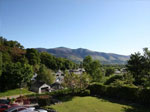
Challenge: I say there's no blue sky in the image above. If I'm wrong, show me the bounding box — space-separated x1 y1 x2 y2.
0 0 150 55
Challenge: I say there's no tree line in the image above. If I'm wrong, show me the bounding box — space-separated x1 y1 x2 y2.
0 36 149 92
0 37 77 91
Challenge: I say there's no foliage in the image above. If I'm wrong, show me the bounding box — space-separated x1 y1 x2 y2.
48 88 90 98
37 64 55 85
83 56 103 82
88 83 150 106
0 37 24 49
40 52 57 70
0 37 26 63
0 62 33 90
26 48 40 65
83 56 93 73
40 52 76 71
126 48 150 86
105 67 115 76
104 75 123 85
0 37 78 91
104 73 135 87
64 72 91 89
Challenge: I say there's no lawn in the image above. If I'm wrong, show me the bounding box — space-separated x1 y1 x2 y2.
48 96 150 112
0 88 33 98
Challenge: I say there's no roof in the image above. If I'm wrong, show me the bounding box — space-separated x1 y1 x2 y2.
51 82 61 87
32 81 49 88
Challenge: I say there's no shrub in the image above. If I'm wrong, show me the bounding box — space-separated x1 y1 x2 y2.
138 88 150 106
104 75 123 85
88 83 107 96
105 67 115 76
80 89 90 96
88 83 150 106
48 89 72 97
48 88 90 97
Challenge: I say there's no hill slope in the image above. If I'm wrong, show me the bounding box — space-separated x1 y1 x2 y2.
36 47 130 64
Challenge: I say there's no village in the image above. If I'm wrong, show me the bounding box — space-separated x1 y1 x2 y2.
1 0 150 112
30 68 86 94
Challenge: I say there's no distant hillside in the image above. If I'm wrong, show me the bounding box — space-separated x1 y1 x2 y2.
36 47 130 64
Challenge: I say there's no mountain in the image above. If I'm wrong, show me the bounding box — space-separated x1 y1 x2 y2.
36 47 130 64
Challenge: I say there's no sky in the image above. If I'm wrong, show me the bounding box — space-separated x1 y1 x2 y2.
0 0 150 55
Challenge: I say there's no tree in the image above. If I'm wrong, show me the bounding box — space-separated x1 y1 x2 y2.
0 62 33 90
90 60 103 82
26 48 40 65
40 52 76 71
83 56 92 73
63 59 74 70
0 37 24 49
126 52 144 81
64 72 91 89
126 48 150 86
40 52 57 70
37 65 55 85
105 67 115 76
83 56 103 82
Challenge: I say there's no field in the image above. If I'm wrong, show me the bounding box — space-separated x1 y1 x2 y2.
0 88 33 98
48 96 150 112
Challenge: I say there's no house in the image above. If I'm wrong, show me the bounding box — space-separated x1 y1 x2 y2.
114 69 121 74
55 70 64 83
51 82 63 91
69 68 85 75
30 81 51 94
120 68 127 73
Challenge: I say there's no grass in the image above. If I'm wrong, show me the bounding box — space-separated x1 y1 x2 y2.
47 96 150 112
0 88 33 98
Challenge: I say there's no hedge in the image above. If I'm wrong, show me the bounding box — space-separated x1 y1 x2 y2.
47 88 90 97
88 83 150 106
24 84 150 106
23 88 90 106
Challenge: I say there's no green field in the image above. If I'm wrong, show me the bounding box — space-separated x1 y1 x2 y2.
48 96 150 112
0 88 33 98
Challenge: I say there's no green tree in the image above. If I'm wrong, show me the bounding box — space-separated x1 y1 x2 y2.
37 65 55 85
64 59 74 70
0 62 33 90
126 48 150 86
40 52 57 70
26 48 40 65
105 67 115 76
64 72 91 89
126 53 144 80
40 52 76 71
83 56 103 82
83 56 92 73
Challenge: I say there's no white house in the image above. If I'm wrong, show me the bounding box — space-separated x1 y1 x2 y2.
30 81 51 94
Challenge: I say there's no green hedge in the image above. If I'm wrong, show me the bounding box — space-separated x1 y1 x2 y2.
25 89 90 102
47 88 90 97
88 83 150 106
